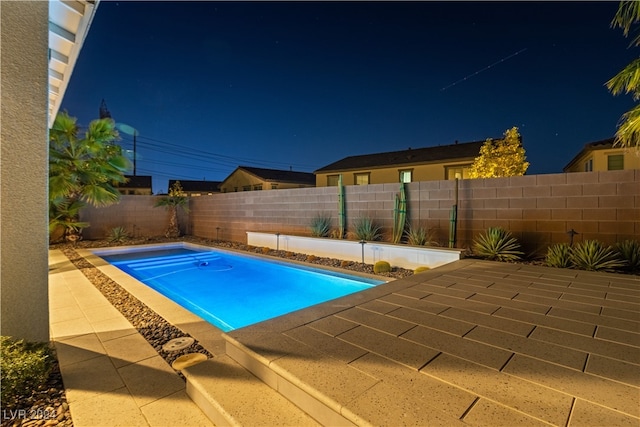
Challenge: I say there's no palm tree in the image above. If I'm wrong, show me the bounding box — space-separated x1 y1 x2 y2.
49 112 131 242
155 181 189 238
607 1 640 150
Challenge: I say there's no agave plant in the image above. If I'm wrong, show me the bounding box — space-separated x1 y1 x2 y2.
352 216 382 241
473 227 523 262
310 213 332 237
405 224 438 246
613 240 640 273
545 243 572 268
108 226 129 244
570 240 625 272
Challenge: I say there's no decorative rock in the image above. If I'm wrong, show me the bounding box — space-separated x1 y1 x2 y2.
171 353 208 370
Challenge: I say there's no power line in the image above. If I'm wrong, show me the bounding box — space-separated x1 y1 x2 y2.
118 133 318 170
440 48 528 91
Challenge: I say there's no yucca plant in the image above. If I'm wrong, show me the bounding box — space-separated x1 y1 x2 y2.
545 243 572 268
473 227 523 262
309 213 332 237
405 224 438 246
108 226 129 244
570 240 625 272
352 216 382 241
613 240 640 272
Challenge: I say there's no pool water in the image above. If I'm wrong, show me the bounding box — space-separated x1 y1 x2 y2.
95 245 384 331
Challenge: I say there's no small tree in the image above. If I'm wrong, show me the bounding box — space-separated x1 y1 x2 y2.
49 112 131 242
468 127 529 178
155 181 189 238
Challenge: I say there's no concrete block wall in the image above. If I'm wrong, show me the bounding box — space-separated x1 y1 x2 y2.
80 196 190 240
80 171 639 255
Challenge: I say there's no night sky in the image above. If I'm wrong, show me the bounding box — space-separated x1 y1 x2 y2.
60 1 637 194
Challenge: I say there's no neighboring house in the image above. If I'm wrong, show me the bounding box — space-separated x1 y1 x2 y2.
168 179 221 196
563 137 640 172
219 166 316 192
117 175 153 195
314 140 486 186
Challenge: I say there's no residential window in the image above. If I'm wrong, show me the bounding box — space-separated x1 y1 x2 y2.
253 184 263 191
399 170 412 183
271 184 278 189
584 158 593 172
354 173 370 185
607 154 624 170
445 165 470 180
327 175 340 186
242 185 251 191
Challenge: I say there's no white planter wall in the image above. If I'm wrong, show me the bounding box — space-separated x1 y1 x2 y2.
247 232 462 270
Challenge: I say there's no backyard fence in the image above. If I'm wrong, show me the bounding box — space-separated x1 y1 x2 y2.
80 170 639 256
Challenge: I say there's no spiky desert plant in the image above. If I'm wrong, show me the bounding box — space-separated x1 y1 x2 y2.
352 216 382 241
391 183 407 243
613 240 640 272
108 226 129 244
570 240 625 271
309 213 332 237
545 243 572 268
473 227 523 262
405 224 438 246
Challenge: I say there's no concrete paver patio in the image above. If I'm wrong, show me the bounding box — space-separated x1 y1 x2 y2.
50 249 639 426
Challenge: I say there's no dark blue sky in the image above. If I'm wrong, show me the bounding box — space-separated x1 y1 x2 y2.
61 1 636 193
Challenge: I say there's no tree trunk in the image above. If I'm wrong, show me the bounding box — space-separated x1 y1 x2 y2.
165 206 180 238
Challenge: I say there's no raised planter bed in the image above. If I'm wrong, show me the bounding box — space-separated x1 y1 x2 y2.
246 231 463 270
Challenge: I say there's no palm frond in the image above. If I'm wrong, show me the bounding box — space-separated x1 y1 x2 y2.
614 103 640 150
606 58 640 96
81 184 121 207
611 0 640 40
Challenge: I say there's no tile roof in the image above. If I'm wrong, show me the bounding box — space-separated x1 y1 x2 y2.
314 140 487 173
236 166 316 185
169 180 221 192
563 137 615 171
120 175 152 188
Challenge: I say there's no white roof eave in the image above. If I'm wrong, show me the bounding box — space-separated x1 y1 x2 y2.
48 0 100 128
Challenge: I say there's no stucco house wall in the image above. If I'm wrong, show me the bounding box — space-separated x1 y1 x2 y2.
316 160 475 187
565 145 640 173
1 2 50 341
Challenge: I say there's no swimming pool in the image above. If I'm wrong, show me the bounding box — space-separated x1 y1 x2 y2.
93 244 384 332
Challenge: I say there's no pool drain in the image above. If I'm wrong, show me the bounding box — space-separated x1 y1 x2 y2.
171 353 208 370
162 336 195 352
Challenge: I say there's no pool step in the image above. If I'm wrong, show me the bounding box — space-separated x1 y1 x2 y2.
182 355 321 426
222 335 362 427
124 253 224 270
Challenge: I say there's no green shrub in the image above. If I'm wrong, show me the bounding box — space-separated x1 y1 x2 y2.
352 216 382 241
472 227 523 262
309 213 332 237
414 266 430 274
570 240 625 272
373 261 391 274
613 240 640 272
108 226 129 243
545 243 572 268
405 225 438 246
1 336 53 409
